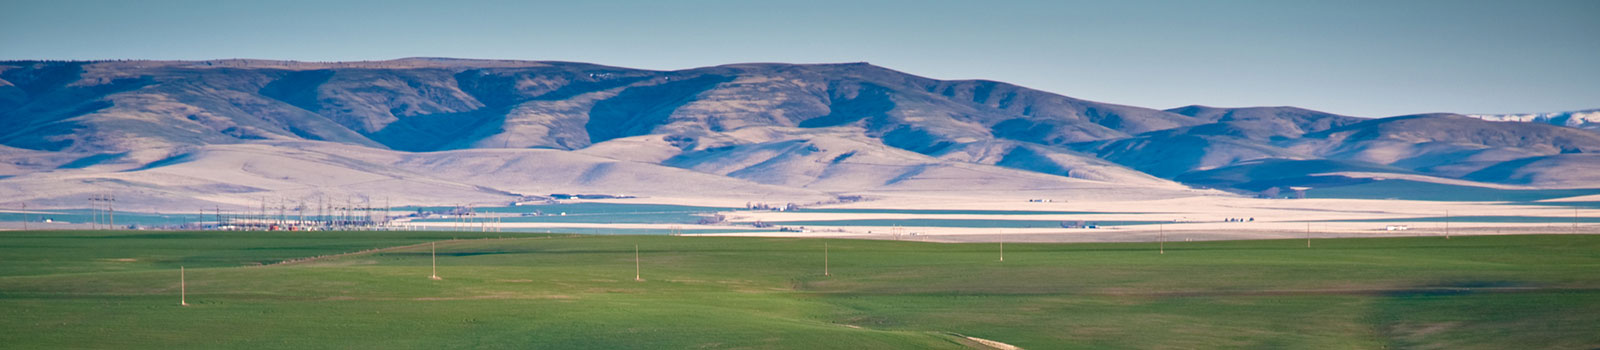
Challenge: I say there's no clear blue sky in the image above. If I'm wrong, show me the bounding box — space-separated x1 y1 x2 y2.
3 0 1596 117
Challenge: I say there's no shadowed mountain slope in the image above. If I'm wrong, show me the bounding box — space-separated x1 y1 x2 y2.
0 59 1202 155
0 58 1596 208
1078 108 1600 192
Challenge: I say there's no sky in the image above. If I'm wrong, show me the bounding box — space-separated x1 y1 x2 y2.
3 0 1596 117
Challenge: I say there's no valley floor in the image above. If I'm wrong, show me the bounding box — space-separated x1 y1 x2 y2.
460 195 1600 243
7 195 1598 244
0 231 1596 349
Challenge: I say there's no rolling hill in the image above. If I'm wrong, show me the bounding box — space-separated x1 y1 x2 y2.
1 58 1595 208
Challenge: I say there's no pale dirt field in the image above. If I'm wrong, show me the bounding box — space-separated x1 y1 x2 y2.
684 195 1596 242
399 220 768 233
6 194 1594 243
689 224 1594 243
405 194 1595 243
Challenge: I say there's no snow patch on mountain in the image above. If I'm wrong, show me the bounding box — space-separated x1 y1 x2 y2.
1466 109 1600 130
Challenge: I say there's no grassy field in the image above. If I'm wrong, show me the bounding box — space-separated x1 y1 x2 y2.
1 230 1596 349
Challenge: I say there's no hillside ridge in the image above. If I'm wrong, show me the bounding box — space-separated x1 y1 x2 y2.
2 58 1596 208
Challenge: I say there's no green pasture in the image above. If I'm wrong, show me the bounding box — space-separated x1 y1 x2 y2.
1 230 1596 349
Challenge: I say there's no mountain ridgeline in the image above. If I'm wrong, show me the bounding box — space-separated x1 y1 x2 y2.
2 58 1597 207
0 59 1208 153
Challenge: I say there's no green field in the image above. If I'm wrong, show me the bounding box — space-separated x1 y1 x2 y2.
1 231 1597 349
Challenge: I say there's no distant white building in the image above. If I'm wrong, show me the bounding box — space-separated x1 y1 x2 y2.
1385 225 1409 231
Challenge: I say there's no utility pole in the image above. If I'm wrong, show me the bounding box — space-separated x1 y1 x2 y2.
89 195 98 229
88 194 115 230
430 242 441 280
998 228 1005 262
20 203 26 231
1159 224 1165 254
634 244 643 281
1306 222 1312 248
180 266 189 307
824 242 830 276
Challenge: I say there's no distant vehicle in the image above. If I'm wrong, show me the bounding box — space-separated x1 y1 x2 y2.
1061 220 1097 229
